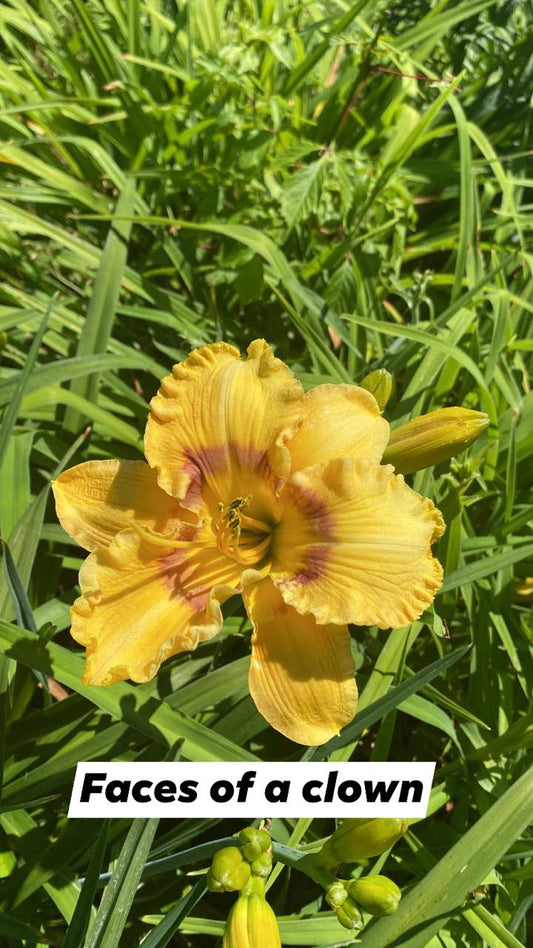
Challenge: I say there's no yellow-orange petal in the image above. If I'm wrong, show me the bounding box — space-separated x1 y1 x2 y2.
72 524 242 685
52 459 185 552
243 578 357 745
144 340 304 521
289 384 389 472
271 458 444 629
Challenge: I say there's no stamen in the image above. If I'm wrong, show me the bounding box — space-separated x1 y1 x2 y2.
215 494 272 566
131 521 194 548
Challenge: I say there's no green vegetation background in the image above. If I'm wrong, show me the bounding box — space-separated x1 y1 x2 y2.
0 0 531 945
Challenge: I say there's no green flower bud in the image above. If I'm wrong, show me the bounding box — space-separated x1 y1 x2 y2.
382 407 489 474
335 897 363 931
348 875 402 916
314 818 409 866
222 891 281 947
325 881 348 909
238 827 271 862
207 846 251 893
250 852 272 878
359 369 393 410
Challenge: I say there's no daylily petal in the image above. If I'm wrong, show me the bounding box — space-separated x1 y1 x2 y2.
144 340 304 520
72 522 242 685
243 578 357 745
271 458 444 629
52 459 185 552
289 384 389 471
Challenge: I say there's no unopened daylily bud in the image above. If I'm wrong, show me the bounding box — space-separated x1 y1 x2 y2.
238 827 271 862
335 897 363 931
382 407 489 474
222 891 281 947
250 852 272 878
359 369 393 410
325 880 348 909
314 818 409 866
207 846 251 893
348 875 401 916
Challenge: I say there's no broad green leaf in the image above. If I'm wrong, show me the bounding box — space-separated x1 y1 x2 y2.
281 157 326 229
441 544 533 593
179 912 355 945
0 353 150 409
0 301 51 469
65 178 136 431
0 620 258 762
62 822 108 948
357 766 533 948
86 818 159 948
139 879 206 948
310 645 469 759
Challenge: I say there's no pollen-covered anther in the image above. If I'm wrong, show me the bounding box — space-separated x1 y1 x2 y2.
215 494 272 565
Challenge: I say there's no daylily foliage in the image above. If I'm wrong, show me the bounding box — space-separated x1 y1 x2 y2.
53 339 450 744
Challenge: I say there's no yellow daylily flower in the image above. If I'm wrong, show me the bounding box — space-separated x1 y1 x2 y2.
53 339 445 745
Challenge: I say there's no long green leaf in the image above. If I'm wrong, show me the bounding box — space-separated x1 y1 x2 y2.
62 821 108 948
357 766 533 948
139 879 206 948
0 299 52 469
310 645 469 759
0 620 257 762
441 544 533 593
65 177 136 431
86 817 159 948
0 353 149 409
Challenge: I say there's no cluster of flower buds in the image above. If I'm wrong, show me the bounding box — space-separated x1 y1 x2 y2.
311 818 407 931
325 879 363 931
311 817 409 867
206 827 273 893
207 826 281 947
326 873 401 929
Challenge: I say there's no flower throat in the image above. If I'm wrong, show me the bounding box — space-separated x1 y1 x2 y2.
214 494 272 565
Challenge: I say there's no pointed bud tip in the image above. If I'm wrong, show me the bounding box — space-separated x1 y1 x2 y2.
359 368 393 410
335 897 363 931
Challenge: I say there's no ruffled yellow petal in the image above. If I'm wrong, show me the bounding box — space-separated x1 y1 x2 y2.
244 578 357 745
144 340 304 523
289 384 389 471
72 522 242 685
271 458 444 629
52 459 184 552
